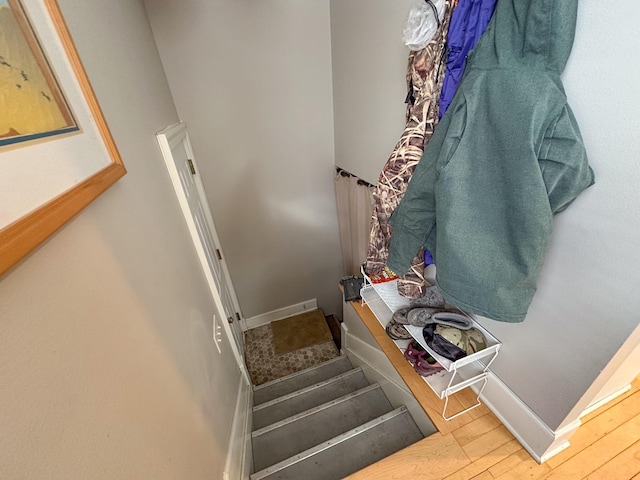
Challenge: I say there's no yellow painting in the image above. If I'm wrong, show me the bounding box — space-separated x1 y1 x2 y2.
0 0 77 146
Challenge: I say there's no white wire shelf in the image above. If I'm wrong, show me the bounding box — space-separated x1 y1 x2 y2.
359 268 501 420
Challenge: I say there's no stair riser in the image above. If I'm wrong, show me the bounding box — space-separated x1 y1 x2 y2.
250 408 423 480
252 385 393 471
253 356 352 406
253 370 369 430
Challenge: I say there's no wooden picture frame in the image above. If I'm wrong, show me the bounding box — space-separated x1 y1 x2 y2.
0 0 126 276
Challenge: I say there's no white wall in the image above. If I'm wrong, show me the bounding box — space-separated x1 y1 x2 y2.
0 1 241 478
331 0 411 186
330 0 640 431
144 0 344 319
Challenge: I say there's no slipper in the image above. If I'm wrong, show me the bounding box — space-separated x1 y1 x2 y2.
406 307 442 327
414 357 444 377
392 307 413 325
407 308 473 330
431 311 473 330
385 320 413 340
409 285 445 309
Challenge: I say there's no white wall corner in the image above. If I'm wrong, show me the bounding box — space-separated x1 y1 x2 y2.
539 419 582 463
478 372 581 464
223 375 253 480
244 299 318 330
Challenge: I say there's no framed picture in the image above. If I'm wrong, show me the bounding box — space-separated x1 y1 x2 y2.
0 0 126 276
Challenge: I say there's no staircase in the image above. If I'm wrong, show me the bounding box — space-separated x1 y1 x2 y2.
250 355 424 480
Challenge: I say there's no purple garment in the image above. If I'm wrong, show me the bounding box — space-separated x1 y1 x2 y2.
439 0 497 118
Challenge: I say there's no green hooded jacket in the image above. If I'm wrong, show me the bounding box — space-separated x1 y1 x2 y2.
387 0 595 322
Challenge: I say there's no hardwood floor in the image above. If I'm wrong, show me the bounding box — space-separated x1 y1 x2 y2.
346 374 640 479
343 296 640 479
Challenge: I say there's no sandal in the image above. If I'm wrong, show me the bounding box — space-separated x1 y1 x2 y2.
385 319 413 340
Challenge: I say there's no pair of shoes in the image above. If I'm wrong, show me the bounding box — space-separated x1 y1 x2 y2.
404 341 444 377
385 319 412 340
414 356 444 377
404 341 435 365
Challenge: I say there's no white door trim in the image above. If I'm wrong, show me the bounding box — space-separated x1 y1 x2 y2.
156 121 248 382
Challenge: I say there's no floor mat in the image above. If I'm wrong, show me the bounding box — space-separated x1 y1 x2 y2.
244 318 339 386
271 309 333 354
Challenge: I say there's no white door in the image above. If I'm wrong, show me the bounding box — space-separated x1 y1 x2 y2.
156 121 246 375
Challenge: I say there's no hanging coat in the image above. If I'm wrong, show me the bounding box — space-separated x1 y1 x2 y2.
439 0 497 118
387 0 595 322
365 0 454 298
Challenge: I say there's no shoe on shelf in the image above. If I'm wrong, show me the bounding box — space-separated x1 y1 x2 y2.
392 306 412 325
403 341 428 365
407 308 473 329
385 319 413 340
414 356 444 377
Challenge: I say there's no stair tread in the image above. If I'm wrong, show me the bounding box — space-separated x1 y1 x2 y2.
252 368 369 430
253 367 365 411
251 406 423 480
253 356 352 406
252 384 393 471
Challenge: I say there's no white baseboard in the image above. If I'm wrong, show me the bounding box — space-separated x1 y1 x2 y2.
477 372 581 464
223 375 253 480
580 384 632 419
244 299 318 330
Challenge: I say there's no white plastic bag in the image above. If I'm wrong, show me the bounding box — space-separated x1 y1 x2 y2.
402 0 446 51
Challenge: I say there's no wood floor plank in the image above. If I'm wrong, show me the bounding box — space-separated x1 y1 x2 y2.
541 412 640 480
470 471 494 480
423 394 481 433
495 464 551 480
463 425 514 462
469 402 492 419
491 452 551 480
584 440 640 480
489 448 536 478
452 413 502 446
546 389 640 469
443 391 486 428
453 387 492 419
344 433 472 480
443 439 522 480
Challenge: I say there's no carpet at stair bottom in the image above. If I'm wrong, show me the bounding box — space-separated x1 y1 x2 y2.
244 309 339 386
